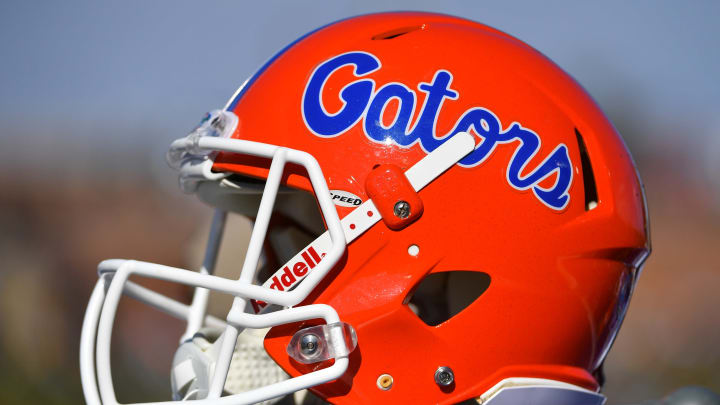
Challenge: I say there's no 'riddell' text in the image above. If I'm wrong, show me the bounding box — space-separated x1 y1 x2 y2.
251 246 324 313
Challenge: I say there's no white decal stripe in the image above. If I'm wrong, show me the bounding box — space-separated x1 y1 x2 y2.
255 132 474 312
405 131 476 191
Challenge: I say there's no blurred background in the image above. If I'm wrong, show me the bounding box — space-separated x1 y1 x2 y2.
0 1 718 404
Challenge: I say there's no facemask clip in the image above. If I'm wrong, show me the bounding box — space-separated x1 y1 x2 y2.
286 322 357 364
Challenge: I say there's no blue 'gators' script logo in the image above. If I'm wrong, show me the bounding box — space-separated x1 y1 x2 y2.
302 52 573 210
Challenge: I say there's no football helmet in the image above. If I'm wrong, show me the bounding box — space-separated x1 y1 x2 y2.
80 12 650 405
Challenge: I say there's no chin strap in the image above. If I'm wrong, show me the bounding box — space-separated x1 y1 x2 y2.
171 327 289 404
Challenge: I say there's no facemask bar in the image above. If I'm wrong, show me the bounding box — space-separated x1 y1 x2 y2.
82 134 349 405
183 209 227 342
79 116 477 404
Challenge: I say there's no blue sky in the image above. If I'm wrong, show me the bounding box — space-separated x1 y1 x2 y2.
1 1 718 153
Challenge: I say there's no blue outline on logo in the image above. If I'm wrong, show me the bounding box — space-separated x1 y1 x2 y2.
301 51 574 211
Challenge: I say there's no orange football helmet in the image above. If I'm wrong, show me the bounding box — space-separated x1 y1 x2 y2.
81 12 650 405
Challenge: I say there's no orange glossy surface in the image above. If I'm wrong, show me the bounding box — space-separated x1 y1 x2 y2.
213 12 649 404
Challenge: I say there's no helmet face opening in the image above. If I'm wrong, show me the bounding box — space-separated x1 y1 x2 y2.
80 11 649 405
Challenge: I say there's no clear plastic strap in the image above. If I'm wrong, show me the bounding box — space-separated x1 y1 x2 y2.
166 110 238 169
286 322 357 364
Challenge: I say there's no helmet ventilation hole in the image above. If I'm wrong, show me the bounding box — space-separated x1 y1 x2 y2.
407 271 490 326
371 24 425 40
575 128 599 211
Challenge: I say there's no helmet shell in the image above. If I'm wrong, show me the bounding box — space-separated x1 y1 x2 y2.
214 12 649 404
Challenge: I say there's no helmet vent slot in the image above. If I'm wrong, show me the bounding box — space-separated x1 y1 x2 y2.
407 271 490 326
372 24 424 40
575 128 599 210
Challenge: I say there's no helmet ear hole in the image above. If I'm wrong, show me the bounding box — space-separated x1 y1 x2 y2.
406 271 491 326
